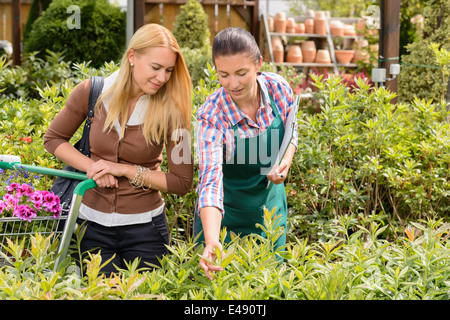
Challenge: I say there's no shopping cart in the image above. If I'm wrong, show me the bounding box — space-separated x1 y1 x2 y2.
0 155 97 270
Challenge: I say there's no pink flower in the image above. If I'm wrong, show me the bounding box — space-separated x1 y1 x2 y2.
29 191 44 209
19 183 34 197
6 183 20 193
3 194 19 207
0 201 7 215
50 205 62 218
13 204 37 222
43 192 58 203
1 184 62 221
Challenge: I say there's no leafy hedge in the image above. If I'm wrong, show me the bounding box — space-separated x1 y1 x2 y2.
1 209 450 300
288 74 450 242
398 0 450 103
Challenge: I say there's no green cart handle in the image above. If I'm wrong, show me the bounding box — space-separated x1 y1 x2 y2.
0 160 88 181
73 178 97 196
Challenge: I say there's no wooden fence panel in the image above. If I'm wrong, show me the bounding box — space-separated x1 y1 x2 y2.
143 0 258 45
0 0 31 43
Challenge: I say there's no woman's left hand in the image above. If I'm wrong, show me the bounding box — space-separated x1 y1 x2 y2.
86 160 123 188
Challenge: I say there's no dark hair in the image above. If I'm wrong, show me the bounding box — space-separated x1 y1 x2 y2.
212 27 261 64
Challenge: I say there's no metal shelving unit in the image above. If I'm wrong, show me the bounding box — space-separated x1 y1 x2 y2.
261 14 362 74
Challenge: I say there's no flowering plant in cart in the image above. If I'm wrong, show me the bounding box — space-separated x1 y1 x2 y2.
0 183 62 221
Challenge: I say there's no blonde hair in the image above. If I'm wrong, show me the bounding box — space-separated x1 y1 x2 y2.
96 23 192 145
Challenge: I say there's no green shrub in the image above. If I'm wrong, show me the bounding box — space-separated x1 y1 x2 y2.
22 0 52 42
23 0 125 68
287 74 450 242
180 47 212 87
172 0 210 51
398 0 450 103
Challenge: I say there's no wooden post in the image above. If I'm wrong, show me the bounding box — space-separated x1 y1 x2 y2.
134 0 145 31
379 0 400 102
12 0 21 65
252 0 259 44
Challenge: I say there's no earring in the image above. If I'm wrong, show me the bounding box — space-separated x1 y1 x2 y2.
130 62 134 67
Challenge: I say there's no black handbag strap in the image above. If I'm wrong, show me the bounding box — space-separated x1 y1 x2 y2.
87 76 104 121
75 76 104 156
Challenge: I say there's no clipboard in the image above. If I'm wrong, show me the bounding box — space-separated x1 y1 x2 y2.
267 95 299 188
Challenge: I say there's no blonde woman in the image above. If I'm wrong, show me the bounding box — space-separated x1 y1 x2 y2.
44 24 193 274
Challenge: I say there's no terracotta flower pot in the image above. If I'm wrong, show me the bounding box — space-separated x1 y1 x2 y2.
353 38 368 50
341 73 354 83
301 40 316 50
315 49 331 64
314 12 326 36
314 18 326 35
271 37 284 63
305 18 314 34
352 39 369 63
286 45 302 63
335 50 355 64
330 20 344 37
274 12 286 33
271 37 283 49
286 18 296 33
344 24 356 36
273 49 284 63
295 22 305 34
267 16 274 32
356 19 365 35
301 40 316 62
314 11 326 19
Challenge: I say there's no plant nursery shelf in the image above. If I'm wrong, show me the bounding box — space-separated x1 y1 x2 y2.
274 62 358 68
270 32 359 40
261 13 365 75
269 32 326 38
144 0 256 5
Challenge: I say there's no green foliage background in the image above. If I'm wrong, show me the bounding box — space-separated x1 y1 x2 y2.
172 0 210 51
23 0 126 68
398 0 450 103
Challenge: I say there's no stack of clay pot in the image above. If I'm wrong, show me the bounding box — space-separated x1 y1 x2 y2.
286 18 296 33
314 11 327 36
274 12 286 33
301 40 316 63
286 44 302 63
352 38 369 63
271 37 284 63
344 24 356 36
330 20 344 37
296 22 305 33
315 49 331 64
305 18 314 34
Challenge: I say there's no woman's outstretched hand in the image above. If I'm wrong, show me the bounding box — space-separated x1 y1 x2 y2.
199 241 224 281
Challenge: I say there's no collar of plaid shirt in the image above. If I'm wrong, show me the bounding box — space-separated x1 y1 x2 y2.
218 75 273 130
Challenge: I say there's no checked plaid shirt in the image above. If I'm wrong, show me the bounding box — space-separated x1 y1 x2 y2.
196 72 298 214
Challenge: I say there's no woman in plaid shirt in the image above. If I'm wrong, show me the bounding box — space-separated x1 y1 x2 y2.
195 27 298 280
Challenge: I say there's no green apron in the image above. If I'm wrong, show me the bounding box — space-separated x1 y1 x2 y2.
195 91 288 250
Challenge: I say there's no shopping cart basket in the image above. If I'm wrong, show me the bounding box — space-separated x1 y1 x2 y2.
0 155 97 270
